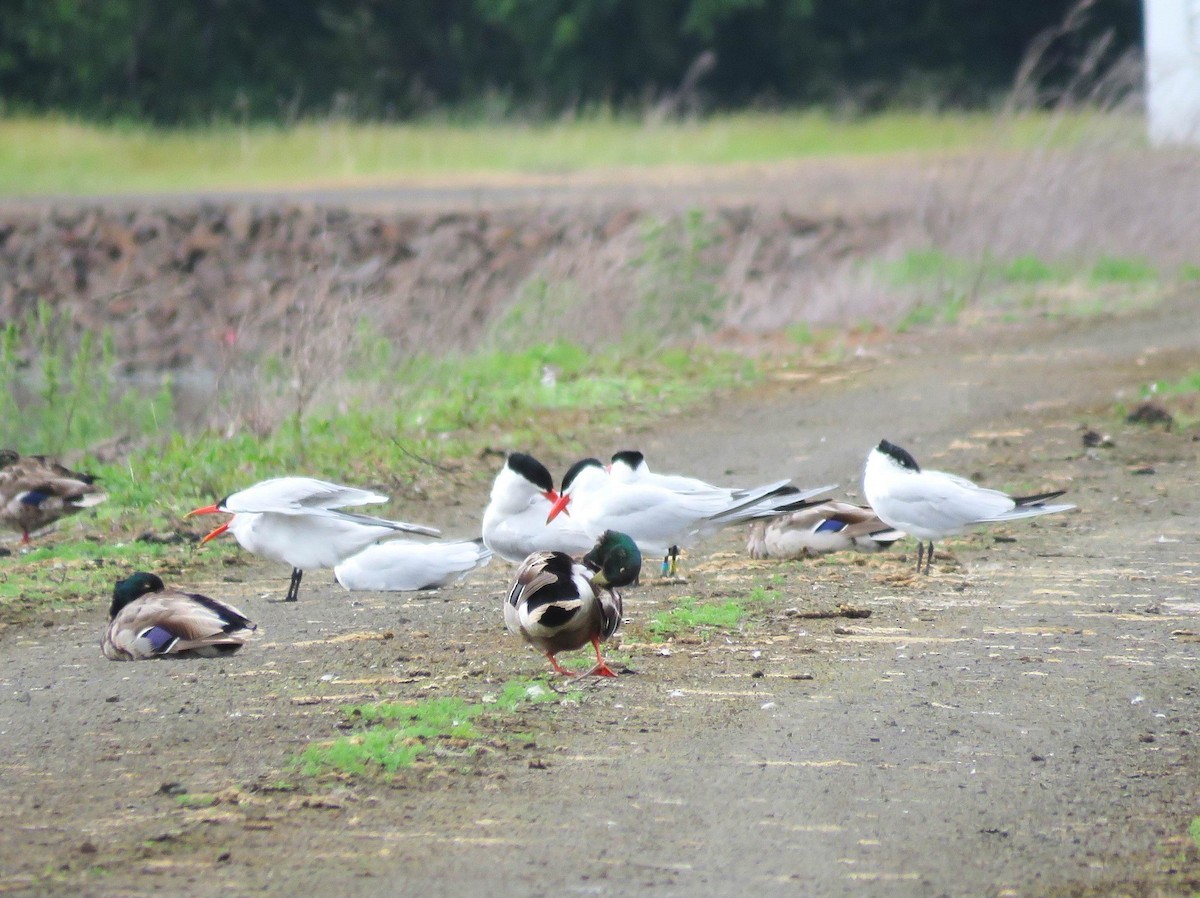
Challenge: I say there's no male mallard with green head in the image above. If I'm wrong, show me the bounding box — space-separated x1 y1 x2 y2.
102 572 257 661
505 530 640 677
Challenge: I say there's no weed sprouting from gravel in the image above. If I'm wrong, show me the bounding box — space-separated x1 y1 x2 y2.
295 681 578 779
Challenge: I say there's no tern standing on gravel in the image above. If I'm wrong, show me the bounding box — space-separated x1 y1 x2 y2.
863 439 1074 574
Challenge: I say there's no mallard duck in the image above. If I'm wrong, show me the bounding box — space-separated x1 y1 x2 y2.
335 538 493 591
864 439 1075 574
548 457 834 577
481 452 594 563
188 476 440 602
0 449 107 543
746 501 905 559
504 530 640 677
102 571 257 660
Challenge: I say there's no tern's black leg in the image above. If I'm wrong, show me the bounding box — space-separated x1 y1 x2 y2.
923 542 934 575
285 567 303 602
916 542 925 573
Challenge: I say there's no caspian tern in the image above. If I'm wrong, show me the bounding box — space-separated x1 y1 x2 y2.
334 538 493 591
0 449 107 543
481 453 595 563
746 501 904 559
102 572 256 661
863 439 1075 574
504 530 640 678
547 457 836 575
188 477 440 602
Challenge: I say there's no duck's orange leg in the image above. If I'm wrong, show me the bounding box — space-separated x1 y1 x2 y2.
586 636 619 678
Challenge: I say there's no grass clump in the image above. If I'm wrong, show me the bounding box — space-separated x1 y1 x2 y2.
647 586 781 642
879 248 1175 332
295 682 572 779
296 697 483 777
648 596 747 642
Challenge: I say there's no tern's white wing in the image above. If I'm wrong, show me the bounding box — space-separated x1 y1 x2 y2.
873 469 1014 537
335 539 492 591
225 477 388 514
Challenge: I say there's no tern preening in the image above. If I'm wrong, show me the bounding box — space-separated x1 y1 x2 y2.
102 571 256 661
863 439 1075 574
548 456 835 576
481 452 595 563
334 538 493 591
505 530 640 678
188 477 440 602
746 501 904 559
0 449 107 543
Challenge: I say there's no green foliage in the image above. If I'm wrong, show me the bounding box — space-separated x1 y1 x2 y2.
1189 817 1200 851
0 2 1138 124
0 304 175 453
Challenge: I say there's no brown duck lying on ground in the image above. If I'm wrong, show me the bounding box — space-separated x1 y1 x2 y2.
746 500 904 559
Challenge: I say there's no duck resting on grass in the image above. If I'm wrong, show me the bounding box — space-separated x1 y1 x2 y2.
504 530 641 678
102 572 257 660
746 501 904 559
188 476 440 602
0 449 107 543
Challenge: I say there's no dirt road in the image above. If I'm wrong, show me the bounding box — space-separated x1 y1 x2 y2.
1 292 1198 897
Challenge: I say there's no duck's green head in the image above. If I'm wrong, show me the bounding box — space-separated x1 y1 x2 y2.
109 571 165 618
584 530 641 588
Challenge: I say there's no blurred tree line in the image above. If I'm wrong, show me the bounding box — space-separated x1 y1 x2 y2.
0 0 1140 123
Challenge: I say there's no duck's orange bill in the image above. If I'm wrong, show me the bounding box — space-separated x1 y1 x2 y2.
200 521 229 545
186 503 221 518
545 492 571 523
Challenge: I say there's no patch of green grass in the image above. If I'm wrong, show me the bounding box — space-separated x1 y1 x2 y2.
646 585 783 642
296 696 483 777
174 793 219 809
1144 371 1200 397
0 307 175 456
295 682 572 779
0 535 240 625
895 292 967 333
1001 254 1064 284
0 110 1127 196
1189 816 1200 851
647 596 747 641
785 322 816 346
1089 255 1156 285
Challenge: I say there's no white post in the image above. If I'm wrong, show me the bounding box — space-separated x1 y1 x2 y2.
1145 0 1200 144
